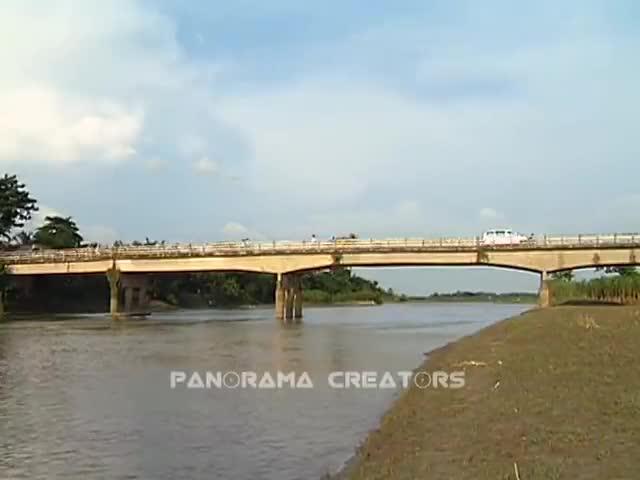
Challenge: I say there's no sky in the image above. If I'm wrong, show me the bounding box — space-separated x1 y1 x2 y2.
1 1 639 294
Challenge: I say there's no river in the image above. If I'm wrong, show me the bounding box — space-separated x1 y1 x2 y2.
0 303 529 480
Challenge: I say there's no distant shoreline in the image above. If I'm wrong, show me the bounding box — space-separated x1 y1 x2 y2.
393 292 538 305
3 293 539 317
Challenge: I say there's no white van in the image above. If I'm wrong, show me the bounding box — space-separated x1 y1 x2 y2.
481 229 529 246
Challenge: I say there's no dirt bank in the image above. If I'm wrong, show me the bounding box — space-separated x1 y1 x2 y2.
342 306 640 479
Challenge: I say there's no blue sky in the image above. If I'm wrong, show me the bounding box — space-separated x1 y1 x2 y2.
1 0 638 294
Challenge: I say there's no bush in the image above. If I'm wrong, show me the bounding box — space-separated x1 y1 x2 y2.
550 276 640 305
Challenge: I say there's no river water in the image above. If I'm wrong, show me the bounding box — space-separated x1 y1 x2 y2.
0 303 529 480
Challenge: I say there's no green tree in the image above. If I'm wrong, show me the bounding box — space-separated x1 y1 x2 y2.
13 230 34 246
34 216 83 249
597 266 638 277
551 270 574 281
610 267 638 276
0 174 38 242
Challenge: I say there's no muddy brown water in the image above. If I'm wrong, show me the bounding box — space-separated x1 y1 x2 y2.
0 303 528 479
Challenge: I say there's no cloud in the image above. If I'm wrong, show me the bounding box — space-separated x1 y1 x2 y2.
1 0 639 247
178 135 208 157
215 1 639 228
0 86 142 166
143 158 168 173
295 199 468 240
193 156 219 175
0 0 220 170
219 83 445 206
221 222 266 240
21 203 118 244
23 205 65 232
82 225 119 244
479 208 503 220
222 222 249 237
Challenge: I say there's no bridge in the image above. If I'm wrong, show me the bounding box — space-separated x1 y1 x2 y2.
1 233 639 321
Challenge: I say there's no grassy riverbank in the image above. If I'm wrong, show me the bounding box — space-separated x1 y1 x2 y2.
341 306 640 479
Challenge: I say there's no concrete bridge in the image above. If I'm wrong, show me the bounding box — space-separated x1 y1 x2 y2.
1 233 639 321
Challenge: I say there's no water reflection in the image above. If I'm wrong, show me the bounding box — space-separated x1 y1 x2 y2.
0 303 528 479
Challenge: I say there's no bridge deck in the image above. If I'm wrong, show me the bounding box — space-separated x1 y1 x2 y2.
1 235 639 265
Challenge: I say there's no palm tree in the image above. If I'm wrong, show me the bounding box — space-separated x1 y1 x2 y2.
13 230 34 246
34 216 83 249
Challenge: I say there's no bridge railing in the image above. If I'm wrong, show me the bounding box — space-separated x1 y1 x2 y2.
1 233 639 264
541 233 639 246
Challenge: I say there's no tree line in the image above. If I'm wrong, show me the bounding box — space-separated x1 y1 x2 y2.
0 174 389 312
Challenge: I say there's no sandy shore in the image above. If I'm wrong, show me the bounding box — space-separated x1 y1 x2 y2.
338 306 640 479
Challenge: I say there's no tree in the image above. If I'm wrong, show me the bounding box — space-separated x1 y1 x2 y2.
551 270 574 281
34 216 83 249
0 174 38 242
609 267 638 276
597 266 638 277
14 231 34 246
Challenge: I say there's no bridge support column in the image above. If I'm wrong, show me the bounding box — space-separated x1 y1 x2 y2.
107 271 150 318
293 276 303 321
124 286 135 313
106 268 121 318
539 271 551 308
284 277 295 322
275 274 285 320
121 274 151 314
275 274 303 323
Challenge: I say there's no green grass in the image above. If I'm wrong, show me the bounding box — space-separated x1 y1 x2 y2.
550 276 640 305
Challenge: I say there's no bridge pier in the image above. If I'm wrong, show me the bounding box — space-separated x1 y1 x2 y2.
539 271 551 308
275 274 286 320
106 269 151 318
106 268 121 318
293 277 303 320
275 273 303 323
285 284 294 320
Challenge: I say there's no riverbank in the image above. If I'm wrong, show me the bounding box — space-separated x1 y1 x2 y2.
402 292 538 304
339 305 640 479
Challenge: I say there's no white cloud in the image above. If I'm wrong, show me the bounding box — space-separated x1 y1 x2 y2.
179 135 208 157
83 225 119 244
194 156 219 175
23 205 65 232
0 1 219 169
143 158 168 173
220 84 438 205
1 0 638 243
221 222 266 240
222 222 250 237
294 200 470 240
21 204 118 244
217 7 639 224
479 207 503 220
592 194 640 233
0 86 142 165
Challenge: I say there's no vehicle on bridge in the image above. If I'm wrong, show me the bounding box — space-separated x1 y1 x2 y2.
481 229 530 246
